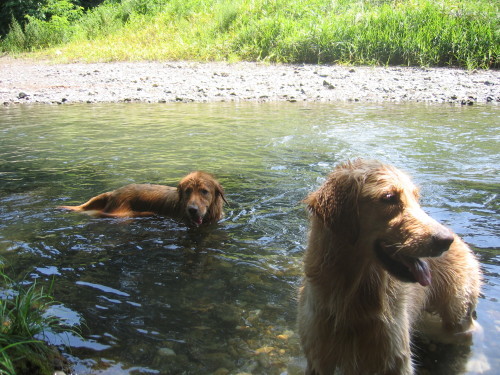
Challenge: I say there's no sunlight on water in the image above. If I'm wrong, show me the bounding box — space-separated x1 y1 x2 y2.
0 102 498 374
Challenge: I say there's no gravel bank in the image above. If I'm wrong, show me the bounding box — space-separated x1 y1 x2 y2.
1 57 498 105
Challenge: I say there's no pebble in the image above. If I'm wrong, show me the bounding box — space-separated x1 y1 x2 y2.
255 346 275 354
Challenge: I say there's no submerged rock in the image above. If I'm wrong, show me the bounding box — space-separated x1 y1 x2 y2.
157 347 176 357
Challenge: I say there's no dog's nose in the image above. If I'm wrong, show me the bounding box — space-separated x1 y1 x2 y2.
188 206 199 216
431 228 454 253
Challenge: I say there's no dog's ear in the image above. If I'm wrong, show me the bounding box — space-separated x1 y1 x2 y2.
305 163 361 236
215 182 228 206
204 179 227 223
177 180 187 200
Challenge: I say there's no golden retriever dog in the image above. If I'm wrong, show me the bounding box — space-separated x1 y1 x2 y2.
59 171 227 226
298 159 481 375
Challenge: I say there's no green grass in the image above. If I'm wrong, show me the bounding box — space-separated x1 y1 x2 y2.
1 0 498 69
0 264 76 375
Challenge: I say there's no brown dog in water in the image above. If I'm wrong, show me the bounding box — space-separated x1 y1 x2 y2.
298 159 481 375
59 171 227 226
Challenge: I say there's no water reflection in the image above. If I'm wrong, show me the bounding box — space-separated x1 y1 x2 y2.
0 102 498 374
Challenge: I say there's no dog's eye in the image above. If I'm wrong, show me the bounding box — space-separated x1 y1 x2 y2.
381 192 399 204
200 189 209 195
185 188 192 196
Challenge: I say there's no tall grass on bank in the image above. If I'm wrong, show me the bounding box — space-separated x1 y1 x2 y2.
0 264 74 375
1 0 498 69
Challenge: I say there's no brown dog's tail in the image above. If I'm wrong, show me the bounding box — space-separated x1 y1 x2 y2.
58 205 84 211
57 192 112 213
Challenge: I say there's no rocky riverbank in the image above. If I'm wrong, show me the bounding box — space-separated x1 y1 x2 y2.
1 57 498 105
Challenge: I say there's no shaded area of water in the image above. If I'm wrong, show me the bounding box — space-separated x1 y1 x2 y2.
0 102 498 374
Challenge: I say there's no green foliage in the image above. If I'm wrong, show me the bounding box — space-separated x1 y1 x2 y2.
40 0 84 22
0 0 498 69
1 0 83 51
0 0 103 35
0 264 76 375
228 0 498 68
0 0 43 36
72 1 126 40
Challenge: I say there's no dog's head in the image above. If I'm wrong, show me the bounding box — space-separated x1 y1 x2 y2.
177 171 227 226
305 159 454 286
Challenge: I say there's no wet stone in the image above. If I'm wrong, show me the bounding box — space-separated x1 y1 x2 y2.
157 347 176 357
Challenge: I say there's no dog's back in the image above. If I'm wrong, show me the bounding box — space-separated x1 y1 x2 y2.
59 184 179 218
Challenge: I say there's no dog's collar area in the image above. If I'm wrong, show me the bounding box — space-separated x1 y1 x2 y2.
374 241 431 286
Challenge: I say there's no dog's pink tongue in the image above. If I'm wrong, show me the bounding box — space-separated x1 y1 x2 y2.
196 217 203 225
408 259 432 286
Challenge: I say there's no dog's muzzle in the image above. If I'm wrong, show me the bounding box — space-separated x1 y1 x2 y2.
374 232 454 286
188 205 204 226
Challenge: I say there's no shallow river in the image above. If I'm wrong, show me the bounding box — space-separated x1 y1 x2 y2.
0 102 498 374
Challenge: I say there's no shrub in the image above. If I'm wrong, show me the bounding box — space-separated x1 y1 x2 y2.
1 0 82 51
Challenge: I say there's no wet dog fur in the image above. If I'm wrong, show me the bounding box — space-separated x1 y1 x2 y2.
59 171 227 226
298 159 481 375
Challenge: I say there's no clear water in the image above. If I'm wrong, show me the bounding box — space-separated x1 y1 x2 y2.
0 102 498 374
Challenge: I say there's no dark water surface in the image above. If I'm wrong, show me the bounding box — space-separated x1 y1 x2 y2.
0 102 498 374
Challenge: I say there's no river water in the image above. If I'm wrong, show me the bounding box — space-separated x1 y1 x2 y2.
0 102 498 374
